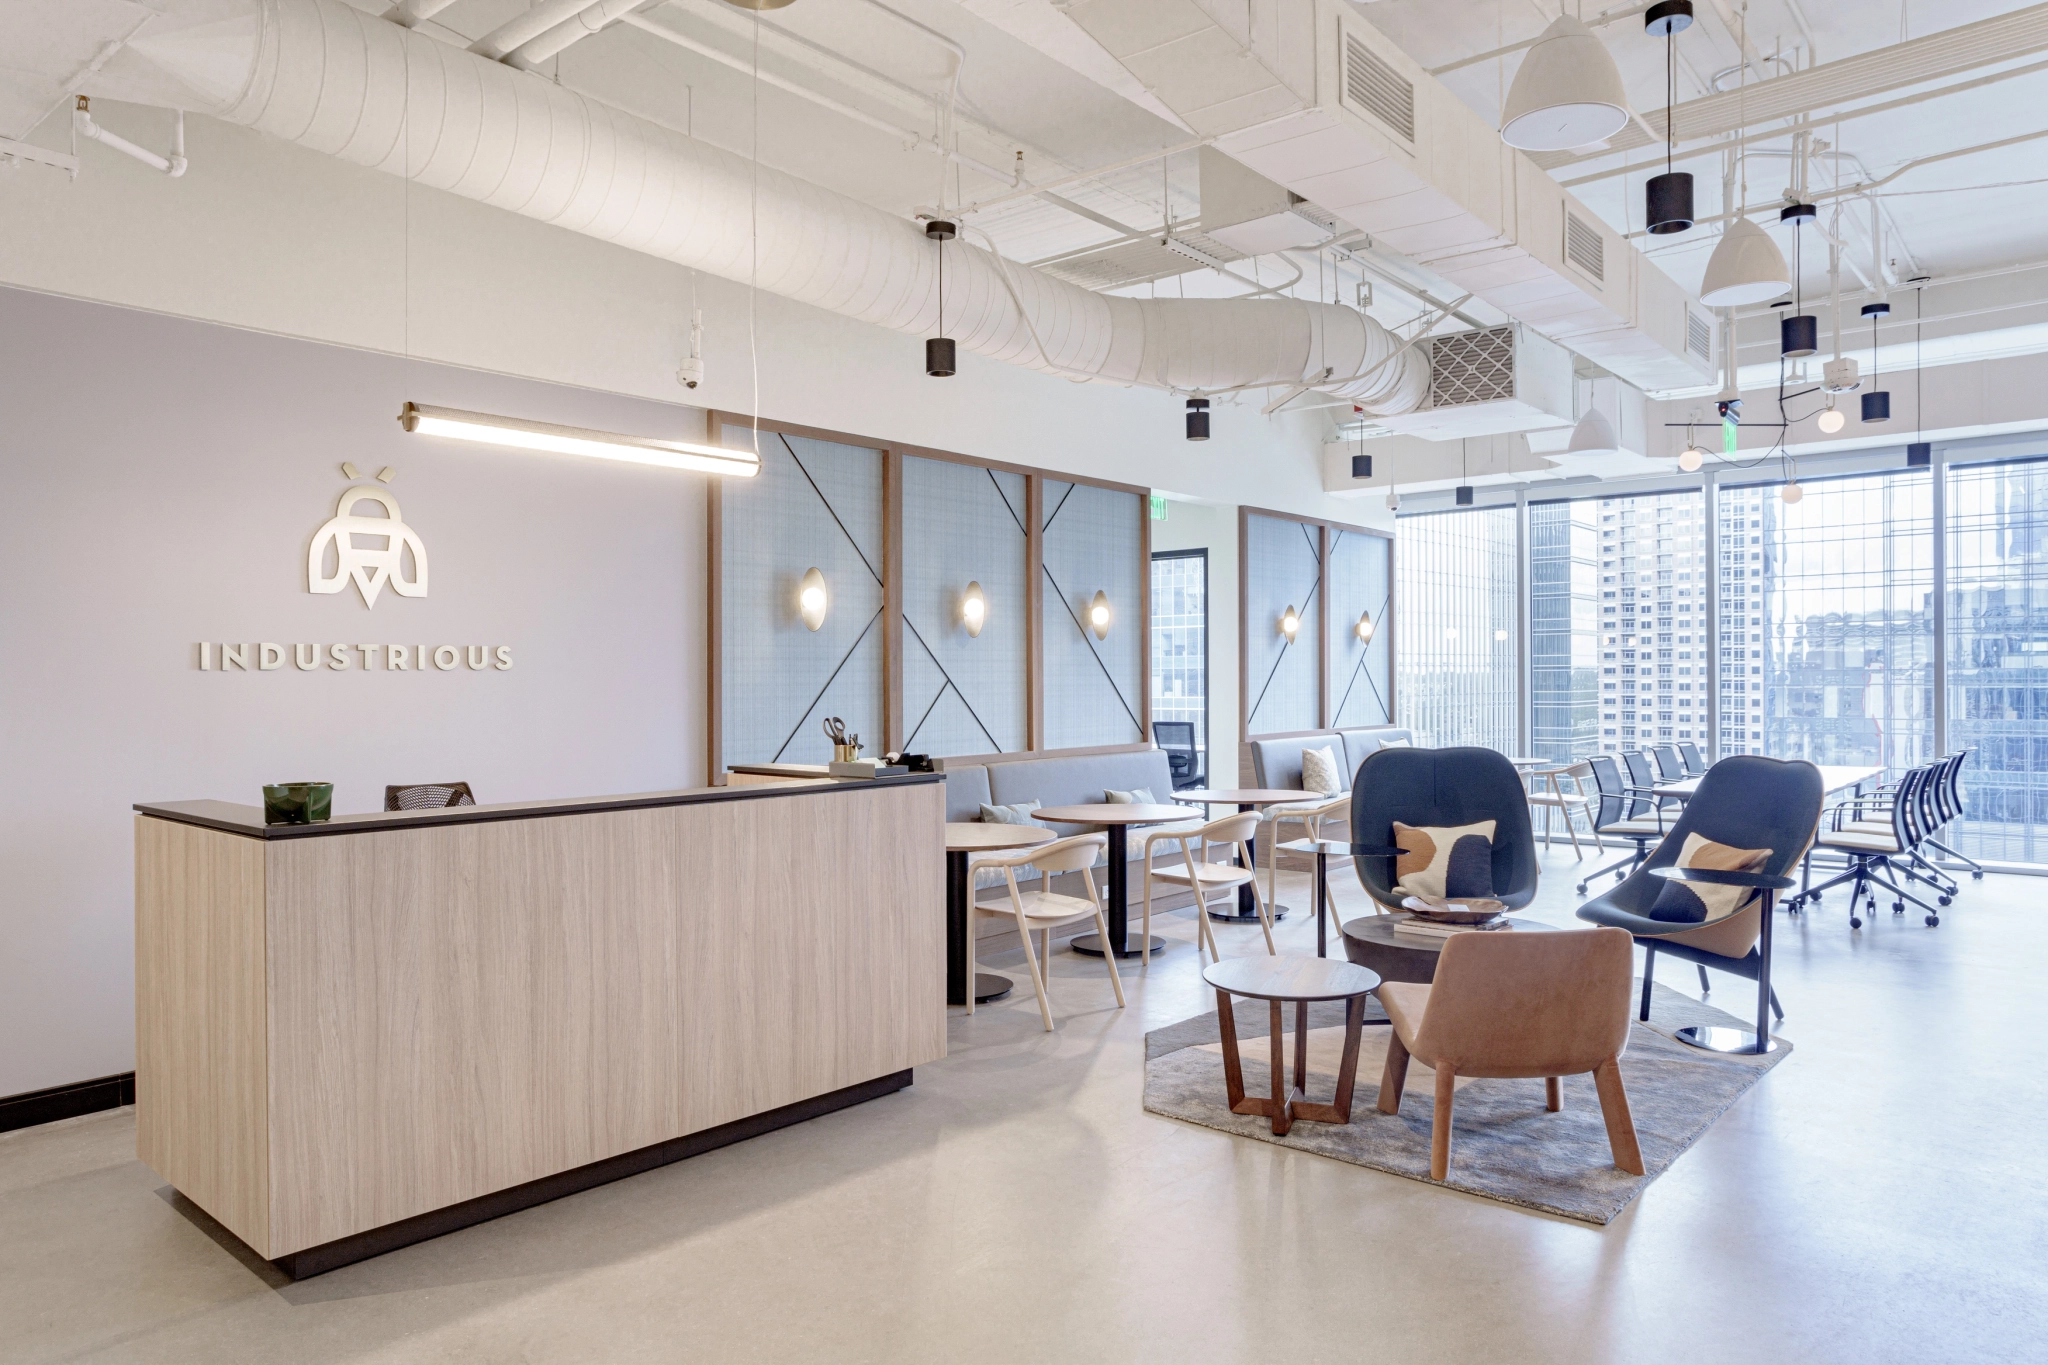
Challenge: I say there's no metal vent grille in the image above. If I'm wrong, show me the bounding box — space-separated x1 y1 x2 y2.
1429 327 1517 408
1565 211 1605 282
1344 33 1415 142
1686 307 1713 361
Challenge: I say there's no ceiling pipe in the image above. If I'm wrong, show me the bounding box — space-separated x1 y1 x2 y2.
506 0 655 68
380 0 458 27
94 0 1428 412
469 0 614 61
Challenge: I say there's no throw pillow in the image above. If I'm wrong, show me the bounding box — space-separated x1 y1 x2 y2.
1393 820 1496 900
1301 746 1344 796
1105 787 1158 806
1378 737 1411 748
980 800 1045 828
1648 832 1773 924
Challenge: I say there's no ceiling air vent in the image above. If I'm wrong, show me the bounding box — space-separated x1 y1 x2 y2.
1429 327 1517 409
1685 306 1714 363
1565 211 1605 283
1343 33 1415 142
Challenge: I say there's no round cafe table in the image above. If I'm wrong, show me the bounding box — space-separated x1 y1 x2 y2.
945 822 1054 1006
1031 804 1191 958
1202 955 1382 1136
1171 788 1308 923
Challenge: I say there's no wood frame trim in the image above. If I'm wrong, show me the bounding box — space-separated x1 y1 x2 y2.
707 477 724 784
941 740 1153 768
1139 492 1153 741
882 449 905 753
1239 504 1398 743
1026 475 1046 750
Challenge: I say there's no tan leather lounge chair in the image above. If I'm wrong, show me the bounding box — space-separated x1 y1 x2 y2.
1377 927 1644 1182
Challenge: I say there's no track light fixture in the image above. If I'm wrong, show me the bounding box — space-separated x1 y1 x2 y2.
926 219 956 378
1186 396 1210 441
1643 2 1694 235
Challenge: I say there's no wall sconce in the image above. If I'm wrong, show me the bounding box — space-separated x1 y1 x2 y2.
962 581 987 637
1088 590 1111 640
1355 610 1375 642
798 567 828 631
1280 605 1300 642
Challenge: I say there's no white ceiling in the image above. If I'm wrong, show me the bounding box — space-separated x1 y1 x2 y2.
4 0 2044 377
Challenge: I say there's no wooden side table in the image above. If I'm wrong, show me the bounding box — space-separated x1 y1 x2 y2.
1201 956 1382 1136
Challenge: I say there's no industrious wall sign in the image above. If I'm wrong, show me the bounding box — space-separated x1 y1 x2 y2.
195 465 514 672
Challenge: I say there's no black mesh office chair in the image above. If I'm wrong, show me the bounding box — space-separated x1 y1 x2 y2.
1575 754 1673 895
1678 741 1707 776
385 782 477 811
1650 744 1687 784
1348 747 1539 912
1153 722 1202 790
1579 756 1823 1054
1923 751 1985 882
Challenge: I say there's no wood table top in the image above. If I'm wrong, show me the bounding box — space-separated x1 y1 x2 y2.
1202 954 1381 1001
944 822 1057 852
1171 788 1308 806
1033 804 1191 825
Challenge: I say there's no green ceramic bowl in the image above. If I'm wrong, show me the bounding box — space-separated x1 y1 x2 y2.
262 782 334 826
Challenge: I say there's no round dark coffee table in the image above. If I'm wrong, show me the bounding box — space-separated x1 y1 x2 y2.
1339 913 1556 985
1201 955 1382 1136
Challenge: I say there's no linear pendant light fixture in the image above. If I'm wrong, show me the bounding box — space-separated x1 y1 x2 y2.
398 403 761 476
1500 13 1631 151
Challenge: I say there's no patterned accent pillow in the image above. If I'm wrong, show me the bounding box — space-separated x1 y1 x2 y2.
1301 746 1344 796
1105 788 1158 805
1648 832 1773 923
980 800 1045 827
1393 820 1496 900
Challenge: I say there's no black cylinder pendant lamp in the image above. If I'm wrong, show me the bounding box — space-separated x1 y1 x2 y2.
1779 202 1818 357
1644 2 1694 235
1860 303 1890 421
1186 397 1210 441
925 219 956 378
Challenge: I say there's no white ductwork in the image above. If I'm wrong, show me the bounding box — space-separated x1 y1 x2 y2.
86 0 1428 413
1055 0 1718 394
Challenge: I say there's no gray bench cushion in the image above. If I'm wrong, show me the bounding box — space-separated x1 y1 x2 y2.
943 765 993 822
986 750 1178 814
1340 727 1412 776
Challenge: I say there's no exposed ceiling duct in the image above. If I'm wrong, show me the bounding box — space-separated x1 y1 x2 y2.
1054 0 1718 394
77 0 1429 413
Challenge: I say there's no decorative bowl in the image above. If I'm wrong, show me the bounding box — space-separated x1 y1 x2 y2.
263 782 333 826
1399 894 1508 925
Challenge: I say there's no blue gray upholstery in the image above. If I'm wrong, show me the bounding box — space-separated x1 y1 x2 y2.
1340 727 1414 780
985 750 1177 811
943 765 993 822
1347 747 1538 911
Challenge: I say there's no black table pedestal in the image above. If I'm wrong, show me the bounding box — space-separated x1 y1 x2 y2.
1209 802 1290 924
1070 822 1167 959
946 849 1014 1006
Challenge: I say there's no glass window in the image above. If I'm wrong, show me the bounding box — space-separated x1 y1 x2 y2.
1721 471 1934 774
1396 508 1518 751
1150 550 1208 785
1531 488 1702 759
1946 458 2048 862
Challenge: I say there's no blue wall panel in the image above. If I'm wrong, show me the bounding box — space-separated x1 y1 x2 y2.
1245 512 1321 735
901 457 1028 755
719 426 884 765
1328 527 1393 729
1042 480 1144 749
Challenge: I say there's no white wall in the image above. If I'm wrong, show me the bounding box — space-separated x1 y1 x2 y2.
0 287 707 1096
0 98 1372 1096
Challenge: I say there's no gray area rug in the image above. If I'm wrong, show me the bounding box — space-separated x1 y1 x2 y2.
1142 981 1789 1225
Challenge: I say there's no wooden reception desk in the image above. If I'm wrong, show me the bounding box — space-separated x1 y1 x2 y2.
133 775 946 1277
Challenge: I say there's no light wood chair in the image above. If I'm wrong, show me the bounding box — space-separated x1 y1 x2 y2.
1525 762 1593 857
1377 926 1643 1181
1139 812 1274 965
970 834 1124 1031
1261 793 1351 919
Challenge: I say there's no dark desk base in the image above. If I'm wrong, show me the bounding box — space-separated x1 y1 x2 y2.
973 972 1014 1003
265 1070 912 1279
1070 932 1167 958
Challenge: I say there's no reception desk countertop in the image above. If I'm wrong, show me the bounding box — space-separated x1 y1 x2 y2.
135 770 942 838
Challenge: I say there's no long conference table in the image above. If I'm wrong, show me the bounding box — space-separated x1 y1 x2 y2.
1654 763 1885 803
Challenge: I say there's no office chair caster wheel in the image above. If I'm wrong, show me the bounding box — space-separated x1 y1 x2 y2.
1576 883 1588 895
1939 895 1951 906
1615 871 1625 882
1892 902 1904 914
1972 871 1984 880
1926 914 1940 926
1850 915 1862 929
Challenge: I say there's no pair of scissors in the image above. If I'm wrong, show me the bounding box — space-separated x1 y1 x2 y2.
823 717 851 746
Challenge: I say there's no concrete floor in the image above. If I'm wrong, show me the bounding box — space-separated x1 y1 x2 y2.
4 846 2043 1364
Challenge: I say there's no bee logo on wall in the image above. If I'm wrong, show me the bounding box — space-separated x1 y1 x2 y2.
308 463 428 609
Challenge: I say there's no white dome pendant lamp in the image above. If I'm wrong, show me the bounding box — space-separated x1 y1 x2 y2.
1699 216 1791 308
1567 381 1619 456
1500 14 1632 151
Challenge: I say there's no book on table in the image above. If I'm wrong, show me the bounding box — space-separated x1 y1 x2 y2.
1393 916 1511 938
